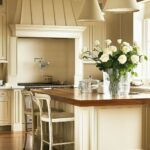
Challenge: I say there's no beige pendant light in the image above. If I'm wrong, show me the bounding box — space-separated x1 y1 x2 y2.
104 0 139 13
77 0 104 22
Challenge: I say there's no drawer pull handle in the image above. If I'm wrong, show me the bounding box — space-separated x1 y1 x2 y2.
0 93 6 96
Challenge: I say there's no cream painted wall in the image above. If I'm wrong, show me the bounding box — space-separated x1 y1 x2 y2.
83 63 103 80
17 38 75 84
106 13 133 44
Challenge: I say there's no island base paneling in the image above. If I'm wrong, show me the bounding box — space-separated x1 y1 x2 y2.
75 105 147 150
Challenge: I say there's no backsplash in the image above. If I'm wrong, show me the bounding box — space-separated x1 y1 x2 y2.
17 38 75 84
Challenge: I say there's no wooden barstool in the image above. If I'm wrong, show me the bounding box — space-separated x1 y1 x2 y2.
34 93 74 150
21 90 40 150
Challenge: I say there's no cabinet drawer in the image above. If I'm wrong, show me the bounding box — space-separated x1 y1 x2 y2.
0 91 8 96
0 91 8 101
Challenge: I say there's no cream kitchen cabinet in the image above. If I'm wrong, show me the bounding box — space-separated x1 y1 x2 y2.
0 90 11 125
11 89 24 131
0 13 6 60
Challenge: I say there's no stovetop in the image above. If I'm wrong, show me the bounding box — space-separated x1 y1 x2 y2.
17 82 73 88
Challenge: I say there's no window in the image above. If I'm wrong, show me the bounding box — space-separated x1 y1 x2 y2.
134 11 150 81
142 19 150 80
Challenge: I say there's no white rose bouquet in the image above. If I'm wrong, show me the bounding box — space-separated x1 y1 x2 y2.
80 39 148 77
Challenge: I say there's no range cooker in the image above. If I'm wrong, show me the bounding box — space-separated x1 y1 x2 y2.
17 82 73 89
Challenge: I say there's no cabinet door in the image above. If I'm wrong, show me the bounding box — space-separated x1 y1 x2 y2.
0 90 10 125
0 14 6 60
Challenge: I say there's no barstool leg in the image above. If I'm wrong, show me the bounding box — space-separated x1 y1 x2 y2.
23 115 27 150
40 121 44 150
31 115 35 150
49 122 53 150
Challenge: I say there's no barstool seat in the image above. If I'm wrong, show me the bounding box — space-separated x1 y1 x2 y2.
41 112 74 122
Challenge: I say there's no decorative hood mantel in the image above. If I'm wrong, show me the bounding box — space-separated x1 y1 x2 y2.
10 24 85 38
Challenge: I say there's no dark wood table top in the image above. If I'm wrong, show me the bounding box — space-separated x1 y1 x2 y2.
31 88 150 107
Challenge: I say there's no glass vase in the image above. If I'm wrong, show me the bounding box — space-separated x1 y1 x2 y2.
103 69 130 98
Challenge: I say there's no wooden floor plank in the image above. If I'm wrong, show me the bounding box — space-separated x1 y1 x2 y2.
0 132 39 150
0 132 73 150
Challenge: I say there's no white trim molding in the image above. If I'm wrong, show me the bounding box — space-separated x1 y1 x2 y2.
10 24 85 38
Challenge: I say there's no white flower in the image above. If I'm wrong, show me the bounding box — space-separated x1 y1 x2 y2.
137 49 143 56
118 55 127 64
92 50 99 57
79 52 90 59
117 39 122 44
131 55 139 64
95 40 100 46
79 53 84 59
82 46 88 52
110 45 117 52
136 47 143 55
103 48 112 55
100 54 109 62
122 46 132 54
123 42 130 46
133 43 143 56
133 41 138 47
105 39 112 46
139 55 145 63
93 46 102 52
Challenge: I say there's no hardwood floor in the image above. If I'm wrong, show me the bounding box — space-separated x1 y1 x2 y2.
0 132 72 150
0 132 25 150
0 132 42 150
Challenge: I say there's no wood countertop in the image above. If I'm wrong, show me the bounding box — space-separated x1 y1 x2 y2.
31 88 150 107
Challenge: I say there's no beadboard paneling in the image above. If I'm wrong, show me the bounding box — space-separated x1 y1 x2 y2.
53 0 66 25
43 0 55 25
21 0 32 24
31 0 43 25
63 0 76 26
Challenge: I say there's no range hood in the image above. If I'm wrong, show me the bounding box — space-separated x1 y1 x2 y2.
13 0 78 26
10 0 85 38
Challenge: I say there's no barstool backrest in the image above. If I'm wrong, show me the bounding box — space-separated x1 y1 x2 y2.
22 90 39 113
34 93 52 120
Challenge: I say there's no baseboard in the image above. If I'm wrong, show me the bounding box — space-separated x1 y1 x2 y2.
11 123 25 131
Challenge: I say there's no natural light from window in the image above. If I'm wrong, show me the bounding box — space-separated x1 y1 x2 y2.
143 19 150 81
134 8 150 82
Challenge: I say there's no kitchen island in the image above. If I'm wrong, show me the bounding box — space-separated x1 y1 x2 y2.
32 88 150 150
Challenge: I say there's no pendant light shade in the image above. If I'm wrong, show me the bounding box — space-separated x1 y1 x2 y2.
77 0 104 22
104 0 139 13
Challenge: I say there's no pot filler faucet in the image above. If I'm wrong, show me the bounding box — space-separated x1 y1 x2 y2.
34 57 50 69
